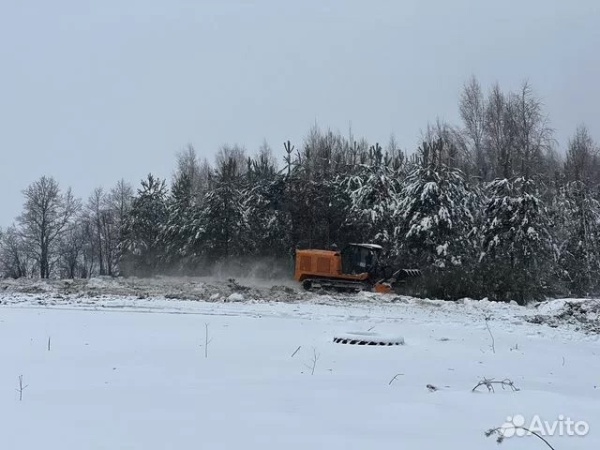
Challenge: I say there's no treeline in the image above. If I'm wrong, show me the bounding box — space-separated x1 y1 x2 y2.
2 77 600 303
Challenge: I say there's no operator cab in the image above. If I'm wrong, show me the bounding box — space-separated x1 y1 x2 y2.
341 243 383 275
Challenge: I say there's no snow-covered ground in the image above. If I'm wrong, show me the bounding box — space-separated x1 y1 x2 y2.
0 277 599 449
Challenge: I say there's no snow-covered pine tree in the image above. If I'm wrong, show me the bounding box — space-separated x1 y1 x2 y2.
479 177 554 303
552 181 600 296
242 183 291 256
342 143 404 247
160 172 200 273
300 130 352 248
393 139 480 299
277 138 347 250
121 174 168 276
242 149 291 259
198 150 248 260
277 163 321 249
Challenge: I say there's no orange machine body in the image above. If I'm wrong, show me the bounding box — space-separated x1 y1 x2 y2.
294 249 369 283
293 244 419 294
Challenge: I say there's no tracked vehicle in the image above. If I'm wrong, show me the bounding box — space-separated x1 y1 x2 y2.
294 243 421 294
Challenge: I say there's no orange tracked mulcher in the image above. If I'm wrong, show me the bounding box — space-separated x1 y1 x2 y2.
294 243 421 294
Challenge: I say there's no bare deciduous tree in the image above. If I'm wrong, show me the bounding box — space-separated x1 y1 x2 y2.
18 176 80 279
485 83 512 179
484 81 554 181
513 81 555 179
565 124 599 183
0 225 31 278
460 76 487 179
174 144 214 202
82 187 119 276
421 119 467 170
215 144 247 181
57 219 87 278
87 188 107 275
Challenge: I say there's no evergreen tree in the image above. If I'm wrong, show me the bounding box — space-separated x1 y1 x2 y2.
393 140 479 298
199 152 247 259
479 178 554 303
242 151 291 257
553 181 600 295
342 143 403 247
121 174 168 276
161 172 198 271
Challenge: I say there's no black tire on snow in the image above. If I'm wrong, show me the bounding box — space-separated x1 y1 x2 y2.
332 331 405 346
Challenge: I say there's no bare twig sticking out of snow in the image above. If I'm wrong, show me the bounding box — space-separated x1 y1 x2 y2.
16 375 28 401
291 346 301 358
486 426 556 449
367 326 376 332
204 323 213 359
304 348 320 375
472 378 519 393
484 316 495 354
388 374 403 385
47 336 51 352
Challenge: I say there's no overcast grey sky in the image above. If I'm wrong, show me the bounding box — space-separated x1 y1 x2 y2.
1 0 598 227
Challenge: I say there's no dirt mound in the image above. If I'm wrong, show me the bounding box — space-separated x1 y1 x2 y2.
526 299 600 334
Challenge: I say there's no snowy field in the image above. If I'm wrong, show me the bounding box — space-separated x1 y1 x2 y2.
1 277 599 449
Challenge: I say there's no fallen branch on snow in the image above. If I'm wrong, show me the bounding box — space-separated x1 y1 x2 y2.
485 426 556 449
472 378 519 393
